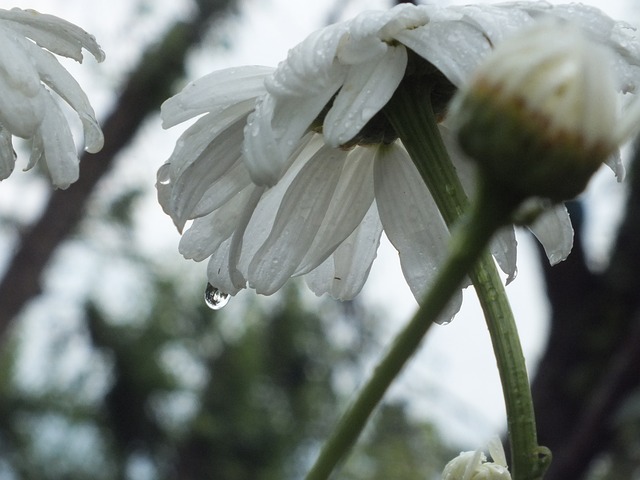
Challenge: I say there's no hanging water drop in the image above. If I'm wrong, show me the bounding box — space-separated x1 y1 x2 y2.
156 163 172 186
204 283 230 310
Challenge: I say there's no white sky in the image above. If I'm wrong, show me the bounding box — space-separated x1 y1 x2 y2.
2 0 638 449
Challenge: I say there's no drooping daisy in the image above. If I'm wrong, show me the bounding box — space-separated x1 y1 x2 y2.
0 8 104 188
158 2 640 315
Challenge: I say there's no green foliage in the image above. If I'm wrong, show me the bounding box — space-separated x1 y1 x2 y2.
340 403 456 480
0 250 452 480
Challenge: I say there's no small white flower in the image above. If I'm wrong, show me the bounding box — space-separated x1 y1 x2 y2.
0 8 104 188
442 438 511 480
158 3 640 312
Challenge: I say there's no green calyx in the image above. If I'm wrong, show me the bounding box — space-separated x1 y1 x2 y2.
453 82 612 203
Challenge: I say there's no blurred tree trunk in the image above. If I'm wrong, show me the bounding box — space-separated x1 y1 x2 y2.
0 0 236 341
532 142 640 479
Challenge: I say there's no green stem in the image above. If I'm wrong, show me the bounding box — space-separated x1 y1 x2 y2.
305 175 506 480
385 78 550 480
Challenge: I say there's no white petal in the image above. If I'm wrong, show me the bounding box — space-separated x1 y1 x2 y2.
243 98 324 187
242 94 287 186
266 22 346 98
179 187 254 262
323 44 407 147
248 146 348 294
234 145 319 281
0 32 43 138
305 201 383 300
295 146 375 275
161 66 273 128
242 24 348 186
190 161 253 220
0 28 40 96
169 113 247 230
529 203 574 265
455 3 533 44
166 107 248 180
20 36 103 152
605 149 625 182
0 126 15 180
35 92 79 189
510 2 640 94
206 236 244 296
158 106 257 227
491 227 518 283
336 10 398 64
394 10 493 87
206 187 266 295
373 143 462 322
487 436 508 468
0 8 104 62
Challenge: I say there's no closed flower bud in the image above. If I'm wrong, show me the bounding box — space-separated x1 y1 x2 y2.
450 20 619 202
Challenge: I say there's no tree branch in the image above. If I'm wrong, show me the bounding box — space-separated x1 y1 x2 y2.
532 140 640 479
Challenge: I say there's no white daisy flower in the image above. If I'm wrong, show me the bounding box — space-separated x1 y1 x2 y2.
0 8 104 189
442 438 511 480
158 2 640 314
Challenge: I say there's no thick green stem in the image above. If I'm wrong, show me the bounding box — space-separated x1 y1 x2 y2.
385 79 550 479
305 177 506 480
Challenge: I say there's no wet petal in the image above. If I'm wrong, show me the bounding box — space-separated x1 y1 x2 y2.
0 126 15 180
0 30 43 138
0 28 40 95
0 8 104 62
179 187 254 261
305 201 383 300
206 236 244 296
34 92 79 189
395 11 493 87
242 94 287 186
248 146 348 294
161 66 272 128
324 44 407 147
21 36 103 152
169 114 247 230
491 227 518 283
206 187 266 295
295 147 376 275
242 24 348 186
373 143 462 321
529 203 574 265
605 149 625 182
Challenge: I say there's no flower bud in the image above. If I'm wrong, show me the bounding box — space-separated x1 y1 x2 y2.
450 20 618 202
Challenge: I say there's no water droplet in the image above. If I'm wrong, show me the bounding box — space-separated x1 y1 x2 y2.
157 163 172 186
204 283 230 310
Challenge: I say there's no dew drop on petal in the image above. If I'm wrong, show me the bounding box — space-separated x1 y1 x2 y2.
204 283 230 310
157 163 172 185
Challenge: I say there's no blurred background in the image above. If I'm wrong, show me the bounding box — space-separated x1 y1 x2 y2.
0 0 639 478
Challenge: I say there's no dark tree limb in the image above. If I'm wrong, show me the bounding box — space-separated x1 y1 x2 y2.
532 141 640 479
0 0 236 340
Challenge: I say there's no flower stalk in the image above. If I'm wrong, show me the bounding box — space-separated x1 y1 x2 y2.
385 79 549 479
305 151 513 480
306 76 550 479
